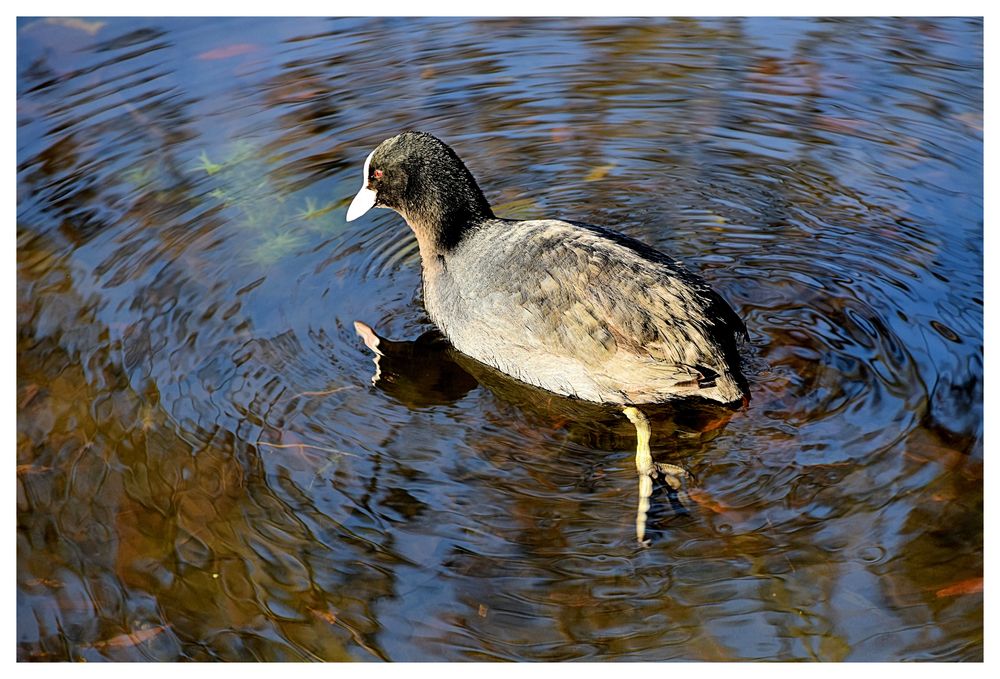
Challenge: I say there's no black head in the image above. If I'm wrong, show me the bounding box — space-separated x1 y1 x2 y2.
346 131 494 251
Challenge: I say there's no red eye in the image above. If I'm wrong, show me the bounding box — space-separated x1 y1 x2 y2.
373 169 383 180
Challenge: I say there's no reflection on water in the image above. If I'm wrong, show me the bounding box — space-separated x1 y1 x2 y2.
17 17 982 661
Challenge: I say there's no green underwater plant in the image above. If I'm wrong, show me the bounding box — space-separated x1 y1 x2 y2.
191 142 340 265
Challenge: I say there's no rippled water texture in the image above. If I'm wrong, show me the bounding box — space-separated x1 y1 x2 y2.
17 17 983 661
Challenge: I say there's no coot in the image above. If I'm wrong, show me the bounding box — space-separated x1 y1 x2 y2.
347 131 749 406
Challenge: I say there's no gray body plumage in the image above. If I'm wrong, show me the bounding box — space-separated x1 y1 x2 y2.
421 218 748 404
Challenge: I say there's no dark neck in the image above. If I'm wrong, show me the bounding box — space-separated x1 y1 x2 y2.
398 160 495 253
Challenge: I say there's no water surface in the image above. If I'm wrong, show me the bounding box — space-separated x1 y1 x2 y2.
17 17 983 661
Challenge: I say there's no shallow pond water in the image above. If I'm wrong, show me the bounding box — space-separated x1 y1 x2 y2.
16 17 982 661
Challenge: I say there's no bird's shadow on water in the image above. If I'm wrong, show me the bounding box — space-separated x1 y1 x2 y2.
353 320 742 544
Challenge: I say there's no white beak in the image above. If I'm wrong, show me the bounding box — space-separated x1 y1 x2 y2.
345 149 378 222
346 186 376 222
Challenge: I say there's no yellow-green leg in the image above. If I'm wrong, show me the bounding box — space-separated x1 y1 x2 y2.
623 407 690 544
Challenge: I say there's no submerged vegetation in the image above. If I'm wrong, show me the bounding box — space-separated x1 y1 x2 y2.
121 140 342 267
194 143 340 265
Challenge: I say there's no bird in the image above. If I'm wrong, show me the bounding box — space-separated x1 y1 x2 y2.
346 130 749 542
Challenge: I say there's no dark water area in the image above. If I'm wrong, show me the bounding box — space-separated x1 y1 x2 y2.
16 17 982 661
